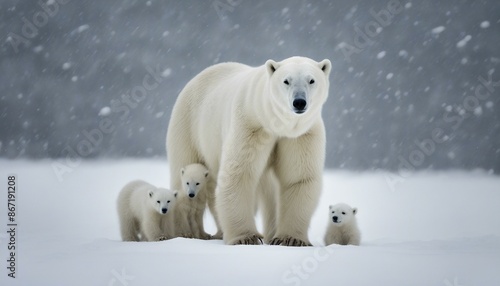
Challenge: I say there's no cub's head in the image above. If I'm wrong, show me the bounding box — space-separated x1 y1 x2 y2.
148 188 177 215
181 163 209 199
266 56 331 116
329 203 357 226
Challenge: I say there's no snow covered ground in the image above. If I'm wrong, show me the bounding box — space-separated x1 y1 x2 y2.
1 159 499 285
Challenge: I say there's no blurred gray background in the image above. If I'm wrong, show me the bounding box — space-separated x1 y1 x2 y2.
1 0 499 173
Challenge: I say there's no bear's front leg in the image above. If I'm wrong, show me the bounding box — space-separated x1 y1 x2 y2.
176 207 195 238
142 215 166 242
270 121 325 247
192 207 211 240
161 213 176 239
257 168 279 244
216 127 275 245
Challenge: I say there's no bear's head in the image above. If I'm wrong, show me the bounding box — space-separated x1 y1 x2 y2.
148 188 177 215
329 203 357 226
265 56 331 136
181 163 209 199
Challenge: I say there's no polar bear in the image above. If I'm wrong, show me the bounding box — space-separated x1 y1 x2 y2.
166 56 331 246
324 203 361 246
174 163 211 239
117 180 177 242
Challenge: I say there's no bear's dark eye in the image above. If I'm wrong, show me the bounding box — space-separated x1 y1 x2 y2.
196 182 200 186
342 212 346 215
167 200 170 203
332 211 335 214
284 79 289 85
309 79 315 84
157 200 160 204
186 182 189 185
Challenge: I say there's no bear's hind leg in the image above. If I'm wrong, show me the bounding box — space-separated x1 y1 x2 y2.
206 178 223 239
120 215 140 241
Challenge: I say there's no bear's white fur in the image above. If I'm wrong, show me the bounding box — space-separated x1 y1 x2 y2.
117 180 177 241
167 56 331 246
174 163 211 239
324 203 361 246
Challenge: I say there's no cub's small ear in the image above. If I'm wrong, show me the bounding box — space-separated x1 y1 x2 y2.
353 208 358 215
180 168 185 176
149 191 153 198
265 59 279 76
319 59 331 76
329 205 333 210
173 191 178 198
204 171 209 178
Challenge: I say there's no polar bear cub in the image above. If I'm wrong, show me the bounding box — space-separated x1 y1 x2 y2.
117 180 177 242
174 164 211 239
324 203 361 246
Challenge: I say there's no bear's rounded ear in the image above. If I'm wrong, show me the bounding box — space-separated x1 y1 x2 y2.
265 59 279 76
180 168 185 176
149 190 154 197
353 208 358 215
204 171 209 178
318 59 331 76
173 191 178 198
329 205 333 210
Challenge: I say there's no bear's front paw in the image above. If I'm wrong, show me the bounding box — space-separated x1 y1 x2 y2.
157 235 170 241
228 233 263 245
269 235 312 247
180 233 194 239
200 233 212 240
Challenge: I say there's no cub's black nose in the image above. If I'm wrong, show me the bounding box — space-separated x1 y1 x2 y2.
162 208 168 214
189 193 195 198
293 98 307 112
332 216 338 222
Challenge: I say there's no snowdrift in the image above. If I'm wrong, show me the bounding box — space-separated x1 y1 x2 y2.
1 159 499 285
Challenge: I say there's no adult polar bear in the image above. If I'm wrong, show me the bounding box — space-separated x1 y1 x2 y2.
167 56 331 246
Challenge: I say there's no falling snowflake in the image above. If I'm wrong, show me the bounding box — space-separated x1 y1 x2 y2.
480 21 490 28
456 35 471 48
161 68 172 78
431 26 446 34
99 107 111 116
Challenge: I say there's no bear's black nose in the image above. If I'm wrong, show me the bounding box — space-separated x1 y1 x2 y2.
162 208 167 214
189 193 195 198
293 98 307 113
332 216 338 222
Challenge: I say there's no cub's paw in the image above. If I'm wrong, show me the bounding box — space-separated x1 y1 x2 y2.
228 233 263 245
157 235 170 241
210 231 223 240
269 235 312 247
